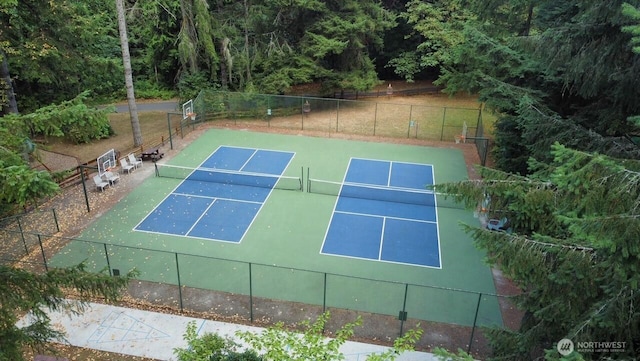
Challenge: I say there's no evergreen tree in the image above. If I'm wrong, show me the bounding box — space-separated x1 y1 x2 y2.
434 143 640 360
0 0 123 112
402 1 640 174
0 264 135 361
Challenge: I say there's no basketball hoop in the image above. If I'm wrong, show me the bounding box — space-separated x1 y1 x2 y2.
186 112 196 121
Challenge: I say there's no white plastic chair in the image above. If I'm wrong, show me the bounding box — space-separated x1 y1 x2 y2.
128 153 143 168
104 171 120 185
93 174 109 191
120 158 135 174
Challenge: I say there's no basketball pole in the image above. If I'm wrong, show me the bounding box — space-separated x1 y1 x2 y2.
80 165 97 212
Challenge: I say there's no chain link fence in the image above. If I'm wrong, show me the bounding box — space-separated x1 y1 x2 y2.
2 229 521 358
188 91 490 165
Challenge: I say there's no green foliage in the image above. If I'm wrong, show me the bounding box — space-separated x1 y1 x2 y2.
433 347 475 360
388 0 472 81
427 1 640 174
2 0 123 111
366 326 423 361
622 2 640 53
234 312 423 361
0 91 116 210
0 264 136 361
179 71 216 102
2 0 403 109
128 80 176 100
173 320 260 361
435 143 640 359
0 114 59 210
23 91 114 144
237 312 357 361
544 348 585 361
0 164 59 208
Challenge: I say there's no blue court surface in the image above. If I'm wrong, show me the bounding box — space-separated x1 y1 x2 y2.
134 146 295 242
320 158 441 268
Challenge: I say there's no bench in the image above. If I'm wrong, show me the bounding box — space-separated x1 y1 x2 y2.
140 147 164 162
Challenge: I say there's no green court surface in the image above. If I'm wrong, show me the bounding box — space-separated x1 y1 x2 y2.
51 129 501 327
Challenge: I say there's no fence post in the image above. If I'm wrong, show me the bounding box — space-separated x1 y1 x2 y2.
408 105 415 139
399 283 409 336
323 273 327 313
167 113 173 150
467 292 483 354
104 243 112 276
249 262 254 322
17 217 28 255
80 165 91 213
175 253 184 312
440 107 447 141
38 234 48 272
476 107 483 138
52 209 60 232
336 100 340 132
373 103 378 136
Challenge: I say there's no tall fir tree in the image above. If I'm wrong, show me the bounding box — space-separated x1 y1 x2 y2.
401 0 640 174
435 143 640 359
0 264 135 361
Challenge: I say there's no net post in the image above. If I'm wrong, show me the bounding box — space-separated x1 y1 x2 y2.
154 162 159 177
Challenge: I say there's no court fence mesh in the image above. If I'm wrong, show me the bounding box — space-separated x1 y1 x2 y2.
3 226 522 359
182 90 489 165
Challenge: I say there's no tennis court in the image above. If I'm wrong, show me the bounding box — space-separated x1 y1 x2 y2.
320 158 441 268
134 146 298 242
50 129 501 329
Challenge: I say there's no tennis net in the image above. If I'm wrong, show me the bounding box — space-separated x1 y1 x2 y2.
155 163 303 191
307 178 464 209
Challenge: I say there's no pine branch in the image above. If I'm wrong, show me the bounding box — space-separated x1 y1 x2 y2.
525 104 640 159
570 286 630 338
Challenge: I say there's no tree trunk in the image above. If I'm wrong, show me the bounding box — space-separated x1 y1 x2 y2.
116 0 143 147
0 49 19 115
243 0 252 84
521 2 534 37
